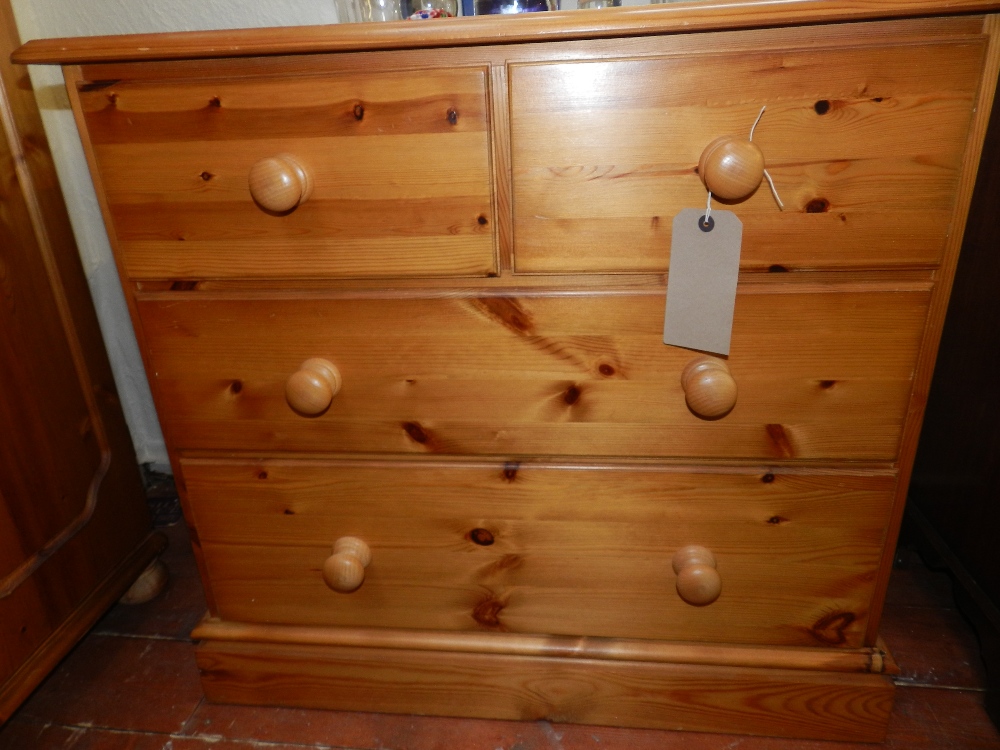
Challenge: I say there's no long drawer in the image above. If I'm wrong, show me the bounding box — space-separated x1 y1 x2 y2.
183 459 895 648
141 287 928 460
77 67 495 280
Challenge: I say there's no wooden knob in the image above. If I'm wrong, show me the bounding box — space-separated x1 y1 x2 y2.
248 153 313 212
323 537 371 593
672 545 721 606
698 135 764 201
285 358 341 416
681 356 737 419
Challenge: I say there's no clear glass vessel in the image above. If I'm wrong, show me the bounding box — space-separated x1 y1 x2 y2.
474 0 556 14
335 0 403 23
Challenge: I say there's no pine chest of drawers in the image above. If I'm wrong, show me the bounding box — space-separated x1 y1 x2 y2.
16 1 1000 741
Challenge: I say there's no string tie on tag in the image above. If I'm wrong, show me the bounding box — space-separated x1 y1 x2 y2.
752 106 784 211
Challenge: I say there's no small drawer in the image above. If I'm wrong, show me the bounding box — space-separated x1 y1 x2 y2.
509 34 984 273
140 285 928 461
183 458 896 648
78 67 495 280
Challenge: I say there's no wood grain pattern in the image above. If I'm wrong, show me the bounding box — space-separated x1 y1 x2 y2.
247 154 313 213
11 0 1000 64
864 13 1000 645
181 458 894 647
0 532 165 722
62 16 988 85
672 545 723 606
64 20 981 278
20 6 1000 740
63 58 229 615
681 357 738 420
138 288 928 460
489 64 514 272
196 639 895 742
78 68 495 280
0 0 152 718
321 536 371 593
0 56 100 592
510 39 984 273
130 269 936 294
698 136 765 202
284 358 342 417
192 618 891 673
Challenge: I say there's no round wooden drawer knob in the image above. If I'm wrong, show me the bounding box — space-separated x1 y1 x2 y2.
323 537 372 593
248 153 313 213
672 545 721 606
699 135 764 201
285 358 342 416
681 356 737 419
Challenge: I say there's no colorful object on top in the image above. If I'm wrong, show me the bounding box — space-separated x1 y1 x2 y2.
408 7 454 17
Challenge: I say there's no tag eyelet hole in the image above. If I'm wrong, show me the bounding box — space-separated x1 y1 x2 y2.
698 216 715 232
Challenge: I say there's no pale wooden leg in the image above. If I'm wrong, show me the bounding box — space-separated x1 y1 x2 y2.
119 558 169 605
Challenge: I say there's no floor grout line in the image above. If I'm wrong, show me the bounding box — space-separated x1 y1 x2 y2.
179 731 364 749
10 719 373 750
894 681 988 691
176 695 206 738
90 630 192 642
12 719 175 739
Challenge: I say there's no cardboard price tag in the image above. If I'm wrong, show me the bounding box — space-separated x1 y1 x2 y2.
663 208 743 355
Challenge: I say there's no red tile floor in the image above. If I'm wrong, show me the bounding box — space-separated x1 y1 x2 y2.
2 520 999 750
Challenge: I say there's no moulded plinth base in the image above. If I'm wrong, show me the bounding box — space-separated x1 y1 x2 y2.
193 623 895 743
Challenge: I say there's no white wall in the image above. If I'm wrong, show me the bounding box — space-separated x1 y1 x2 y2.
10 0 337 469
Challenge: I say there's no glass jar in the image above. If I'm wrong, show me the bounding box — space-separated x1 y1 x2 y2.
335 0 403 23
474 0 556 14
